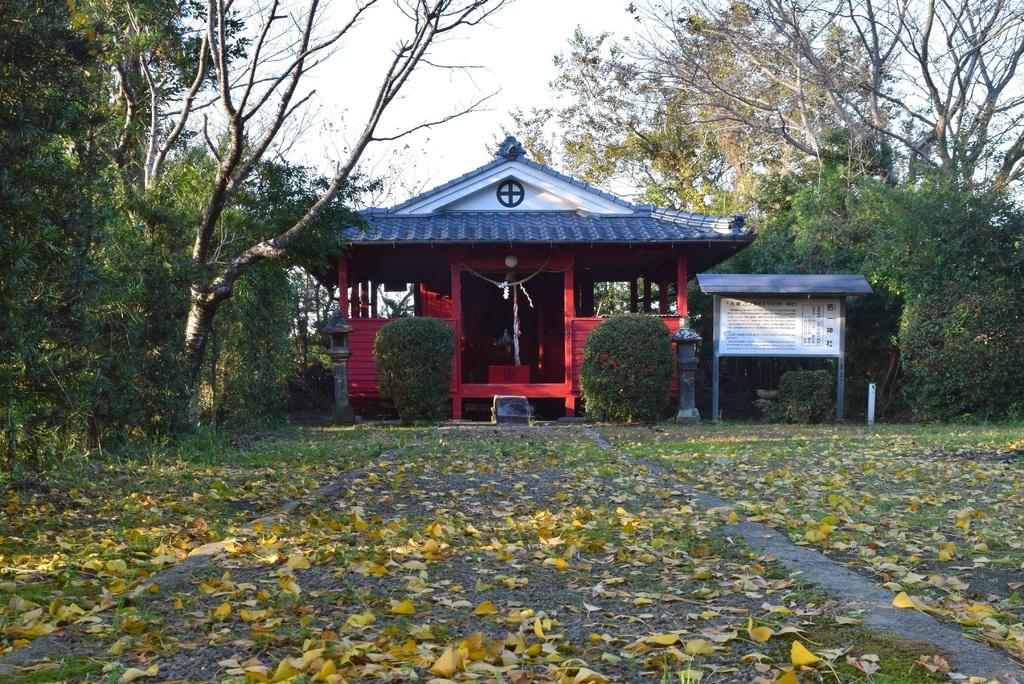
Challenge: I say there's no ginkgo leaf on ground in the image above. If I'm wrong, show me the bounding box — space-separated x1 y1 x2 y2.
473 600 498 615
429 646 462 676
118 665 159 684
776 668 800 684
285 553 311 570
892 591 931 612
390 599 416 615
791 640 820 666
747 617 774 642
647 633 680 646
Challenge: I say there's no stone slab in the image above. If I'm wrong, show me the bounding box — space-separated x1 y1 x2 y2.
491 395 532 425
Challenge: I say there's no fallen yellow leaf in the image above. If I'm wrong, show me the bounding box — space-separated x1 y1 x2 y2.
391 599 416 615
572 666 609 683
892 591 920 610
118 665 159 683
684 639 715 655
285 553 311 570
647 633 680 646
278 575 301 596
473 600 498 615
429 646 462 676
777 668 800 683
271 658 300 682
791 640 820 666
313 659 336 681
747 617 774 642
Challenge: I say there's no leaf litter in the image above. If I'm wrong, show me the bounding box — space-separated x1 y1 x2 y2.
2 424 1003 682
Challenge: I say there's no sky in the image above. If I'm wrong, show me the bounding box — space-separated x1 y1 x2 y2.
289 0 636 206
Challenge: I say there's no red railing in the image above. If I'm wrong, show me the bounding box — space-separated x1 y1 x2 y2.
350 316 681 399
348 318 456 397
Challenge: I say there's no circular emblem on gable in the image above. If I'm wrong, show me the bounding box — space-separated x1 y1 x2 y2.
496 179 525 208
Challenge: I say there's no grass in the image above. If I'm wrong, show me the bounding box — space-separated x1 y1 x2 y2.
2 422 1023 682
805 627 948 683
0 425 422 657
8 655 104 684
605 422 1024 662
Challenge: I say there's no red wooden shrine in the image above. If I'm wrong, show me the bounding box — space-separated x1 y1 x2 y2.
336 138 751 419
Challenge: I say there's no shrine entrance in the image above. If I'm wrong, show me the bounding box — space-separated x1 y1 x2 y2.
459 271 565 385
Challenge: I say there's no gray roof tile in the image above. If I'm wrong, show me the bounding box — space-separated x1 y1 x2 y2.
346 210 749 244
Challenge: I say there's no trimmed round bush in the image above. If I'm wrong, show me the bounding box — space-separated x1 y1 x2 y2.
580 314 674 422
373 317 454 423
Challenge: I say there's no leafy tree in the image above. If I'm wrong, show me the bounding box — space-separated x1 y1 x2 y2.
858 175 1024 420
73 0 510 407
511 29 752 214
0 2 109 467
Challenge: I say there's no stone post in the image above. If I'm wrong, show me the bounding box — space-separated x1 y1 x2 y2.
671 315 701 424
322 314 355 424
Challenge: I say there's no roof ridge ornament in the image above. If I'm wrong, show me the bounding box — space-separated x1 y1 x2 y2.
495 135 526 160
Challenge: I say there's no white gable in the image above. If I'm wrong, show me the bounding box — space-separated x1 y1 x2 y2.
392 160 634 216
444 178 577 211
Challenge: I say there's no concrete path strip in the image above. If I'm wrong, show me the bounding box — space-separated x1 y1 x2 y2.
585 428 1024 683
0 440 424 677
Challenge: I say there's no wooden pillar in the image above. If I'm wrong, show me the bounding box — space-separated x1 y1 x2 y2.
450 264 462 420
629 280 638 313
370 281 378 318
658 276 669 314
414 283 423 316
337 259 349 317
642 277 652 313
564 261 575 416
676 253 689 316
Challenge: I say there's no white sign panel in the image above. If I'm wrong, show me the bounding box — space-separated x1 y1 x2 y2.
717 297 842 356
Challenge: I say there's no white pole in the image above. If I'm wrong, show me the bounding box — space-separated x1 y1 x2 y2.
867 383 876 426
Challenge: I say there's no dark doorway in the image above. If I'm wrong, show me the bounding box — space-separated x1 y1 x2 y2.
460 271 565 384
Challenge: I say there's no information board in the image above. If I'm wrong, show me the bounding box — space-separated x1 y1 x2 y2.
717 297 842 357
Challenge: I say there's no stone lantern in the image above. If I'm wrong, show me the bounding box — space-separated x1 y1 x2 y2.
322 313 355 424
671 316 701 423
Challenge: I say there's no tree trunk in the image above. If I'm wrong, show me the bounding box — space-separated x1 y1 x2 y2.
4 428 14 474
184 296 220 421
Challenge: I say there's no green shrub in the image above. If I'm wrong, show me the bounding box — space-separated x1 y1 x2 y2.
373 317 454 423
580 314 674 422
900 290 1024 421
761 369 835 423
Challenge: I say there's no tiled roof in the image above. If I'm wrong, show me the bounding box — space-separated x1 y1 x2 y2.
346 209 748 244
350 138 749 245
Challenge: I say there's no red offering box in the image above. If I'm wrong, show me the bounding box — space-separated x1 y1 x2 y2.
488 365 530 383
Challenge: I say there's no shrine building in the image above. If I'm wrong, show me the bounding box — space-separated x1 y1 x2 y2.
337 137 753 419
